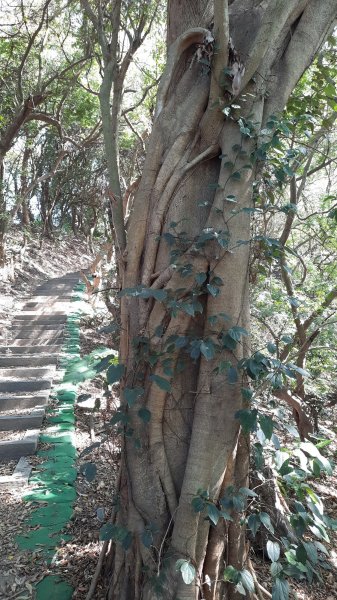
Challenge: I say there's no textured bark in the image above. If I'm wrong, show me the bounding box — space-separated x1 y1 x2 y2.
107 2 337 599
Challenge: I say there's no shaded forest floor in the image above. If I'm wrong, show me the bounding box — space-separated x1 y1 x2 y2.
0 230 336 599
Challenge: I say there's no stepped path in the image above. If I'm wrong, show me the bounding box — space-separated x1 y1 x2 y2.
0 272 81 466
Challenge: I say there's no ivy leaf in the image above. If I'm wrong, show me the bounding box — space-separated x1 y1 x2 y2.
235 409 258 433
207 284 220 297
200 340 215 361
207 503 220 525
267 541 280 562
81 462 97 482
176 560 196 585
99 523 114 541
124 387 144 406
195 272 207 285
248 514 261 537
227 366 238 384
141 529 153 548
150 374 171 392
260 512 275 533
272 578 289 600
239 570 254 593
107 363 125 384
259 414 274 439
138 407 151 423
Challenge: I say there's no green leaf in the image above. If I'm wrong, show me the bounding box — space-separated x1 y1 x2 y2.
141 529 152 548
176 560 196 585
239 570 254 593
138 407 151 423
260 512 275 533
206 284 220 297
99 523 114 541
228 326 248 341
259 414 274 439
192 496 206 512
150 374 171 392
267 342 277 354
272 578 289 600
296 544 307 565
107 363 125 384
239 487 257 498
200 340 215 360
223 565 239 582
270 562 282 577
207 503 220 525
81 462 97 482
230 171 241 180
248 514 261 537
227 366 238 384
235 409 258 433
195 272 207 285
124 387 144 406
267 541 280 562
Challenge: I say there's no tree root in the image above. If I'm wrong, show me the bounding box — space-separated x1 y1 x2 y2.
85 540 110 600
248 558 272 600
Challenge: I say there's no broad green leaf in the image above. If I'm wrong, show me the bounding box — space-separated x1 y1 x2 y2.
107 363 125 384
247 513 261 537
150 374 171 392
272 577 289 600
206 284 220 297
296 544 307 565
267 541 280 562
124 387 144 406
176 560 196 585
99 523 114 541
200 340 215 360
81 462 97 482
141 529 152 548
235 409 258 433
138 407 151 423
239 570 254 593
192 496 206 512
270 562 282 577
259 414 274 439
260 512 275 533
227 366 238 384
223 565 239 582
207 503 220 525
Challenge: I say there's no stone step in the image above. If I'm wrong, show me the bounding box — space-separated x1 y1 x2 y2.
0 430 39 459
0 355 58 367
0 367 55 379
10 324 65 331
0 457 32 487
11 338 63 346
0 379 52 393
11 330 64 340
0 345 62 354
0 394 49 410
0 409 44 431
13 315 67 323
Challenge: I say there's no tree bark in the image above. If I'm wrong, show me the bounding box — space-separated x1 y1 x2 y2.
107 2 337 599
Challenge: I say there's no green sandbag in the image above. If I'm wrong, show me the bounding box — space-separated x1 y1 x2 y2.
37 444 77 459
35 575 73 600
16 527 71 549
47 414 75 424
30 466 77 485
28 502 74 526
56 390 77 402
40 431 75 444
23 484 76 503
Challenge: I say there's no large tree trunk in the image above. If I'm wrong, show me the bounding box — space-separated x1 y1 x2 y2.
107 2 337 599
